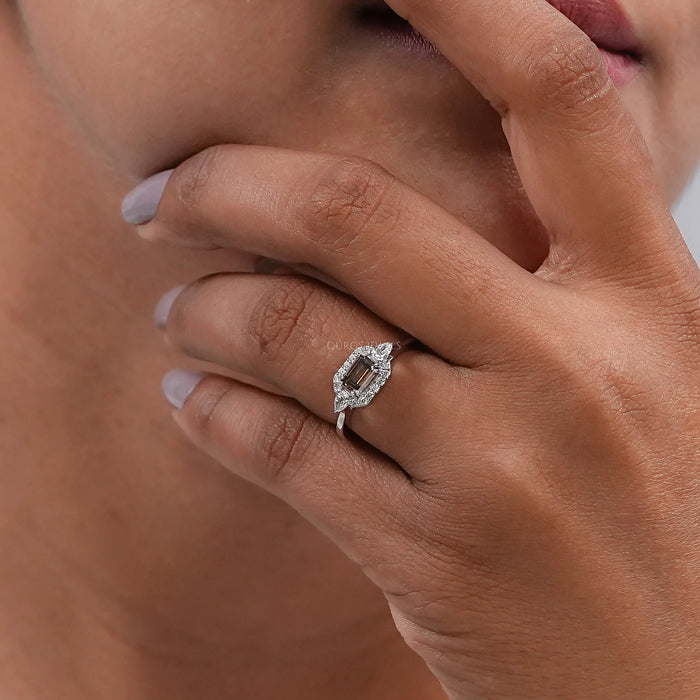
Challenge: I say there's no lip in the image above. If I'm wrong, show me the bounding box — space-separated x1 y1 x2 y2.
358 0 643 55
356 0 645 87
548 0 645 87
547 0 643 57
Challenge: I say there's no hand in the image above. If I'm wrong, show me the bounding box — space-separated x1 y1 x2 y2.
122 0 700 697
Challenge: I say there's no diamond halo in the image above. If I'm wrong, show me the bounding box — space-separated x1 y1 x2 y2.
332 342 394 414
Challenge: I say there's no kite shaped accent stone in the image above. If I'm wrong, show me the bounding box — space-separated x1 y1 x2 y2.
332 342 394 414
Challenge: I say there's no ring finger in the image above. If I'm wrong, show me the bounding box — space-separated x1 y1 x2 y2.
157 271 454 469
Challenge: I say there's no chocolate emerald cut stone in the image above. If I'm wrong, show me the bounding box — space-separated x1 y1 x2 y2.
341 356 378 391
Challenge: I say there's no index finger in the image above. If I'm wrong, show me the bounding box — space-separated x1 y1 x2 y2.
385 0 695 286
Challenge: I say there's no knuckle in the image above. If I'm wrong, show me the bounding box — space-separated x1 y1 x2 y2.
525 35 611 116
165 289 191 340
185 378 236 444
301 156 402 252
173 145 227 215
585 360 653 438
258 406 319 484
165 274 225 349
413 450 559 574
504 309 658 442
248 279 323 367
535 325 658 447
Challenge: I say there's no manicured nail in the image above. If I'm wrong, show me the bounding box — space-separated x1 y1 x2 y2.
161 369 206 409
154 284 187 329
121 169 174 225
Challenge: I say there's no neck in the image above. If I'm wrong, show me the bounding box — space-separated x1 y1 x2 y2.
0 10 443 698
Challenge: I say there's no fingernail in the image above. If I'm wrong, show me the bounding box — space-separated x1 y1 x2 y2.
154 284 187 329
121 169 175 225
161 369 206 409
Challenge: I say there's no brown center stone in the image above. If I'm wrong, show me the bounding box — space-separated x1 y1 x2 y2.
342 356 377 391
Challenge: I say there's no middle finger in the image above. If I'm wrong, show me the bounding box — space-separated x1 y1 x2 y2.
134 145 547 368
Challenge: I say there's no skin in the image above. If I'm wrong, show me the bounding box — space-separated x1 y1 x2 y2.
0 0 699 698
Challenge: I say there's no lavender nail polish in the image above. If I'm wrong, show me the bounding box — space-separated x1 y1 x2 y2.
154 284 187 330
161 369 206 410
121 169 175 225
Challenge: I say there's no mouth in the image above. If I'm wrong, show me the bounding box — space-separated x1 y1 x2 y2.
547 0 644 87
548 0 643 58
355 0 645 87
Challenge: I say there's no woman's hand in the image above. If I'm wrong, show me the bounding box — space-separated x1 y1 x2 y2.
122 0 700 697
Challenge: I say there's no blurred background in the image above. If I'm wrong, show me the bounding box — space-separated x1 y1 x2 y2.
674 167 700 264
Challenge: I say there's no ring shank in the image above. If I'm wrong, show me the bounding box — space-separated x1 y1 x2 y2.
389 334 417 359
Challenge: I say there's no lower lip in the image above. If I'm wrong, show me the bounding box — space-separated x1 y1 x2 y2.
598 48 641 88
365 22 640 88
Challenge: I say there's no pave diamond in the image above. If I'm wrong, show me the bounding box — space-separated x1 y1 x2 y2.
332 342 395 414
